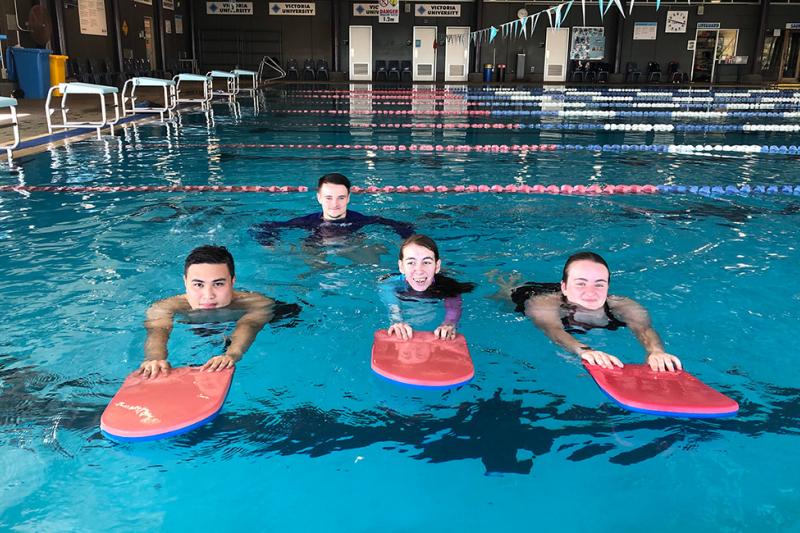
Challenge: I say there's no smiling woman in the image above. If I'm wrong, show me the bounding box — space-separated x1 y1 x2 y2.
521 251 683 372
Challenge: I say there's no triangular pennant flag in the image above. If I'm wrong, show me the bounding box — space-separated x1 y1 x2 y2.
655 0 661 9
562 1 574 21
531 13 540 34
520 16 528 38
554 4 563 28
610 0 625 16
629 0 635 14
489 26 498 43
581 0 587 25
598 0 604 18
546 8 553 27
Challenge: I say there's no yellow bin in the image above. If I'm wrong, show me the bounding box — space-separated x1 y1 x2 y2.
50 54 69 96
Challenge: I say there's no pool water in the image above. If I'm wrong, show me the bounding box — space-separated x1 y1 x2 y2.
1 86 799 531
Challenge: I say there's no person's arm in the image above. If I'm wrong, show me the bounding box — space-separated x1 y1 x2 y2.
203 293 275 371
434 295 462 340
139 297 183 378
525 294 623 369
608 297 682 372
370 215 415 239
249 214 315 247
380 275 413 340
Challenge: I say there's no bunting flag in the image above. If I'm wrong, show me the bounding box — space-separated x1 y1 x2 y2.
555 4 562 28
581 0 586 25
546 7 553 27
520 16 528 38
489 26 498 43
531 13 540 35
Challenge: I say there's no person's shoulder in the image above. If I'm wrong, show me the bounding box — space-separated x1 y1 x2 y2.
232 290 274 306
291 212 324 223
345 210 368 220
147 295 188 316
526 291 561 310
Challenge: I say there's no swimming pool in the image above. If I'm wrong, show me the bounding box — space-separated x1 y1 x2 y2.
1 86 799 530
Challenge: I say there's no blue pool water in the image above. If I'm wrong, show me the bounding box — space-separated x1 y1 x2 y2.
1 86 799 530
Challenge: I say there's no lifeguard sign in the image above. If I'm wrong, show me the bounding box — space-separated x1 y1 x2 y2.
379 0 399 23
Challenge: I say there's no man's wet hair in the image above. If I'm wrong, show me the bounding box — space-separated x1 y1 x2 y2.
399 234 439 261
184 245 235 278
562 251 609 283
317 173 351 191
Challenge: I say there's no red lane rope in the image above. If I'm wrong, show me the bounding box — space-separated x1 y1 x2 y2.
279 109 491 116
143 142 558 152
0 184 660 195
274 122 521 129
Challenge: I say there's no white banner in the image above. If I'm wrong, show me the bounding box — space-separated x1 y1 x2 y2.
175 15 183 33
78 0 108 36
379 0 399 23
415 4 460 17
269 2 315 15
163 0 174 10
633 22 657 41
207 2 253 14
353 3 378 16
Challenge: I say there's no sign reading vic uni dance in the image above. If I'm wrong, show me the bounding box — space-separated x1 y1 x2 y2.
269 2 315 15
415 3 460 17
206 1 253 14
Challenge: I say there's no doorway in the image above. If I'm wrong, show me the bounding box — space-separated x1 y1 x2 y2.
413 26 436 82
349 25 372 81
779 30 800 82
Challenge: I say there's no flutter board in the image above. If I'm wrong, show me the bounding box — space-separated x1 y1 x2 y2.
101 366 234 441
371 329 474 387
583 362 739 418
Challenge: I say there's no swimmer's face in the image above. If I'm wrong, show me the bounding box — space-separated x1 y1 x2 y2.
398 243 441 292
183 263 235 310
561 259 609 311
317 183 350 221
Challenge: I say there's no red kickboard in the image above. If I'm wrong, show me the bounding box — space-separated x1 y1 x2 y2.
371 329 474 387
583 362 738 417
101 366 234 441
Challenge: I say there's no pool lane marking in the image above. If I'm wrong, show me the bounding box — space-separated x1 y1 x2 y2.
2 184 798 196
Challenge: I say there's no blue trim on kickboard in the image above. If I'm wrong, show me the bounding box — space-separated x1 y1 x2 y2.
592 383 739 419
102 410 224 442
372 368 473 390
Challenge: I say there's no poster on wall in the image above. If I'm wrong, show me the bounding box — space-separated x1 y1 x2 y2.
633 22 658 40
569 27 604 60
378 0 399 23
163 0 174 10
165 19 172 33
268 2 315 15
353 3 378 16
175 14 183 33
414 4 460 17
665 11 688 33
78 0 108 36
207 2 253 14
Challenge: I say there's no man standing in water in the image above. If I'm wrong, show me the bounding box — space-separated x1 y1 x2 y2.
250 173 414 265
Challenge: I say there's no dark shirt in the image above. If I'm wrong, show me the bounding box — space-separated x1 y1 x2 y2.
250 210 414 246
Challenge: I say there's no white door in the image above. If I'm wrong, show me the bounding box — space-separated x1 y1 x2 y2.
349 25 372 81
543 28 569 82
413 26 437 82
444 26 470 81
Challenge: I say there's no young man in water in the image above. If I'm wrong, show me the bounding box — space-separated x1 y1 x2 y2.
250 173 414 247
137 245 274 379
517 251 682 372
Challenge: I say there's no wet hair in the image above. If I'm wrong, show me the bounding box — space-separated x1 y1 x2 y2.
398 234 439 261
396 234 474 297
317 173 351 191
184 245 235 278
561 251 609 283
